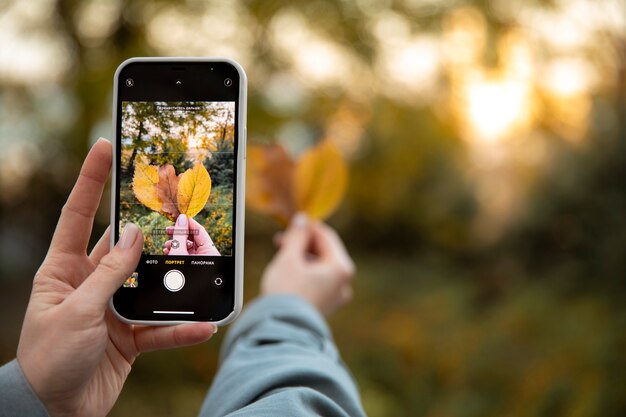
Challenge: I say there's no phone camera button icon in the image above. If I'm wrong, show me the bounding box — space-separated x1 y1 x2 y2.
213 277 223 287
125 78 134 87
224 78 232 87
164 270 185 292
175 79 182 86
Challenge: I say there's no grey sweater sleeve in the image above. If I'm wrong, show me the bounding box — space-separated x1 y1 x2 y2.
0 359 49 417
198 294 366 417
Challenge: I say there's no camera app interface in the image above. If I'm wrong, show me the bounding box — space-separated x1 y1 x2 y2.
115 100 238 320
120 101 234 258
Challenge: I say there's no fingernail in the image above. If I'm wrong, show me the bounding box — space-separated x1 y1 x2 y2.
95 137 110 144
177 214 188 227
212 326 218 334
291 212 308 228
119 223 139 249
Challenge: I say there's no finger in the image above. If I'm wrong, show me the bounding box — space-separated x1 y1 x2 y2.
166 226 174 236
280 213 312 256
70 223 143 310
325 285 353 316
188 217 212 246
173 214 189 237
341 284 353 303
168 239 189 255
50 138 112 254
273 232 284 248
134 323 217 353
164 248 170 255
164 240 172 249
89 226 111 264
188 218 220 255
312 222 355 277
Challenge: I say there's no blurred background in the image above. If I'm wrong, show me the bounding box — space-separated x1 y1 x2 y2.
0 0 625 416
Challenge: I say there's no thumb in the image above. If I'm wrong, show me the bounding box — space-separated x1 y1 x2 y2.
169 214 190 255
280 213 310 256
74 223 143 310
173 214 189 237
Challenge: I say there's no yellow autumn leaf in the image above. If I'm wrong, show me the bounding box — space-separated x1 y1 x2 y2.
132 162 162 212
295 139 348 220
177 163 211 218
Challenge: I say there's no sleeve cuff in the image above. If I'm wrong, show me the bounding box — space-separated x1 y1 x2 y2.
219 294 333 361
0 359 49 417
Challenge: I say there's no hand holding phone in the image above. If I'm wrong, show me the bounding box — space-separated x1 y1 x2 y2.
16 139 219 417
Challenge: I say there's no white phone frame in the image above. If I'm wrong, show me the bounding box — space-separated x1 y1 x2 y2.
109 57 247 326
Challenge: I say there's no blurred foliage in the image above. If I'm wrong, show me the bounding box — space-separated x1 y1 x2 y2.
122 102 190 173
0 0 625 416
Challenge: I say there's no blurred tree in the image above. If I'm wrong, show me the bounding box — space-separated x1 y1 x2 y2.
205 134 234 189
1 0 625 416
121 101 156 174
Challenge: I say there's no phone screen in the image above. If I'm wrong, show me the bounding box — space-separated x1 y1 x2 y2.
112 60 245 323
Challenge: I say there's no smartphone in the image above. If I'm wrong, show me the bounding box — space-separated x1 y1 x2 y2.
110 58 246 325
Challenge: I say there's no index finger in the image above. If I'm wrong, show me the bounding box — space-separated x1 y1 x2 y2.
188 218 221 256
50 138 112 254
188 217 212 244
311 222 355 276
134 323 217 353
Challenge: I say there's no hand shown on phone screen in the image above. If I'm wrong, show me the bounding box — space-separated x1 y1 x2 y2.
164 214 221 256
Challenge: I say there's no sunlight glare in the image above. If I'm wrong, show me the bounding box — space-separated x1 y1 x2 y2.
378 36 441 102
542 57 596 97
186 132 201 150
442 6 486 66
464 77 530 143
269 10 354 88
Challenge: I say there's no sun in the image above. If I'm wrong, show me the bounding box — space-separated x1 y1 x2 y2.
186 132 202 149
463 76 531 143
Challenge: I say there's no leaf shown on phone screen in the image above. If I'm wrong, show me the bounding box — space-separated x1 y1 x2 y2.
295 139 348 220
133 162 212 222
177 163 212 218
132 162 162 212
156 164 180 220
